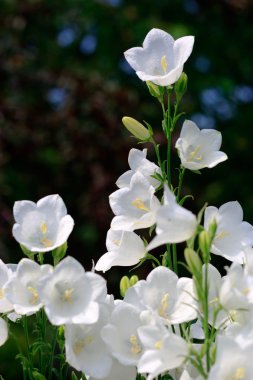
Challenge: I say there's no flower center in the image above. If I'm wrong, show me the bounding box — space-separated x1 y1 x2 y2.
131 198 150 212
40 221 53 247
230 367 245 380
27 286 39 305
215 230 229 240
158 293 169 317
129 334 142 355
0 288 5 299
73 336 94 355
154 340 163 350
161 55 168 74
63 288 74 303
189 145 202 161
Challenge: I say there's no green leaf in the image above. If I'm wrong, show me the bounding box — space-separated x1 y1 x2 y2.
179 194 194 206
32 372 47 380
71 372 79 380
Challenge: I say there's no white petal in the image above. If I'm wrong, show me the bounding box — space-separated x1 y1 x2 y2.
173 36 195 66
13 200 36 223
0 318 8 346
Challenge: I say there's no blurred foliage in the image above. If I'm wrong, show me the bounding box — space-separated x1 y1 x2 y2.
0 0 253 377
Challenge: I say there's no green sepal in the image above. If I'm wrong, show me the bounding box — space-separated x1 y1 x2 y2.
71 372 79 380
52 242 68 266
20 244 35 260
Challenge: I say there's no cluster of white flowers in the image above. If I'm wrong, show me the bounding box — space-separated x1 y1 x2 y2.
1 28 253 380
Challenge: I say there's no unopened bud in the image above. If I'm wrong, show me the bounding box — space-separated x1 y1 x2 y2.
120 276 130 298
122 117 151 140
208 218 218 241
129 275 139 287
199 230 211 262
175 72 188 101
184 248 202 275
146 81 164 98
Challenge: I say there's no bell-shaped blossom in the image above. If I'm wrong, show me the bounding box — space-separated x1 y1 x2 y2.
125 266 197 324
39 256 107 325
65 306 113 379
116 148 162 189
3 259 52 315
209 336 253 380
88 358 137 380
124 28 194 86
95 229 146 272
110 171 160 231
0 317 8 346
12 194 74 252
101 303 145 366
137 322 188 380
0 259 13 313
220 263 253 312
175 120 228 171
147 185 197 251
204 201 253 263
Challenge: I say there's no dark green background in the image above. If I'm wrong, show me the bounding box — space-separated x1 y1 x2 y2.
0 0 253 377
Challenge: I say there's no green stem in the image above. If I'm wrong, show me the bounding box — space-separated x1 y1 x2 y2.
166 90 171 188
23 316 33 380
203 263 210 372
177 167 186 202
151 137 166 182
48 328 58 380
165 244 173 270
172 244 178 275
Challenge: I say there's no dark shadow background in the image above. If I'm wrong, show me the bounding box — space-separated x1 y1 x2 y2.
0 0 253 377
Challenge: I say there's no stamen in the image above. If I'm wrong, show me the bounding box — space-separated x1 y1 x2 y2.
0 288 5 299
161 55 168 74
41 237 53 247
129 334 142 355
232 367 245 379
131 198 150 212
215 230 229 240
27 286 39 305
189 145 202 161
73 336 94 355
63 288 74 303
154 340 163 350
158 293 169 317
40 221 48 234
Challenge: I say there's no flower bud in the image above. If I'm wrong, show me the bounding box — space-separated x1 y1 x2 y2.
146 81 164 98
208 218 217 241
120 275 130 298
129 275 139 287
199 230 211 263
175 72 188 101
122 117 151 140
184 248 202 275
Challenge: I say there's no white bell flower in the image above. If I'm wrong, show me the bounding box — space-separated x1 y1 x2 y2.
147 185 197 251
0 317 8 346
110 171 160 231
124 28 194 86
3 259 52 315
204 201 253 263
175 120 228 171
12 194 74 252
39 256 107 325
116 148 162 189
101 303 145 366
88 359 137 380
125 266 197 325
0 259 13 313
95 229 146 272
137 322 188 380
65 306 113 379
209 336 253 380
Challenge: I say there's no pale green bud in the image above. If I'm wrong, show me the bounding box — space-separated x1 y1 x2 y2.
184 248 202 275
129 275 139 287
208 218 217 241
122 116 151 140
120 276 130 298
174 72 188 101
199 230 211 263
